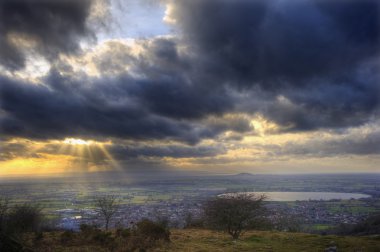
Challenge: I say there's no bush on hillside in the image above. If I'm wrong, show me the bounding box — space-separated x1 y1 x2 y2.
122 219 171 251
6 204 44 234
135 219 170 242
60 230 76 244
334 213 380 235
184 212 205 228
204 193 267 240
115 227 131 238
0 202 42 252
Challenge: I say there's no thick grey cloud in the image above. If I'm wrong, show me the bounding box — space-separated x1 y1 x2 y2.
109 144 224 159
170 0 379 86
31 141 224 166
0 66 246 144
123 38 235 120
165 0 380 131
0 74 201 143
131 79 233 120
0 0 94 70
260 73 380 131
0 141 29 161
268 127 380 157
1 0 379 161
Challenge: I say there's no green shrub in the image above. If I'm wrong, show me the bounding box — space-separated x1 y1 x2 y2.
0 203 43 251
92 230 114 246
184 212 205 228
120 219 171 251
204 194 267 240
135 219 170 242
79 223 114 247
60 230 75 244
6 204 43 233
116 227 131 238
79 223 100 239
79 223 97 233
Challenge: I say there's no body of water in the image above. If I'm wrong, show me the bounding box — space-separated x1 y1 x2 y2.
220 192 371 201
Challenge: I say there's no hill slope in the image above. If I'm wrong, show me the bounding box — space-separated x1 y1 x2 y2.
27 229 380 252
159 229 379 252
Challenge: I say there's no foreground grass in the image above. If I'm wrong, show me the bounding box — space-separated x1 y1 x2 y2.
159 229 380 252
28 229 380 252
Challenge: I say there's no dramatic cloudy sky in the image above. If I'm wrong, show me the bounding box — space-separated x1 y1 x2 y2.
0 0 379 176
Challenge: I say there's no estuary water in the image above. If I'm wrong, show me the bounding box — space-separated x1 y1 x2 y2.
220 192 371 201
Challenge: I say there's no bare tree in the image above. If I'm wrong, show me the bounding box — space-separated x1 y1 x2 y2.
204 193 267 240
94 195 119 230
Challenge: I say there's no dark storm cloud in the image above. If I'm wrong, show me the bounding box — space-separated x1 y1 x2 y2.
0 67 243 144
0 34 250 145
171 0 379 86
0 74 201 143
132 79 232 120
261 60 380 131
269 128 380 157
87 37 235 120
126 38 234 120
0 0 94 70
167 0 380 131
109 144 224 159
206 116 251 134
1 0 380 157
37 142 224 164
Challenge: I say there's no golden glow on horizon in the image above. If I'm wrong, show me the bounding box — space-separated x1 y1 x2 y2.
0 154 75 176
0 138 119 176
1 122 380 176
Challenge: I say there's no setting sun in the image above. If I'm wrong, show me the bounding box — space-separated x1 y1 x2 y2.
63 138 91 145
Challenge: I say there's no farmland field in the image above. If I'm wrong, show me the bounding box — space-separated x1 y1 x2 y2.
1 173 379 232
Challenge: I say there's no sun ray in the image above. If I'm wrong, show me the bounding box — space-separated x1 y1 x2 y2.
98 144 121 171
57 142 69 155
58 138 120 172
86 145 94 161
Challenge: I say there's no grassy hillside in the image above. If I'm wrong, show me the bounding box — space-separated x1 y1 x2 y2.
26 229 380 252
158 229 380 252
